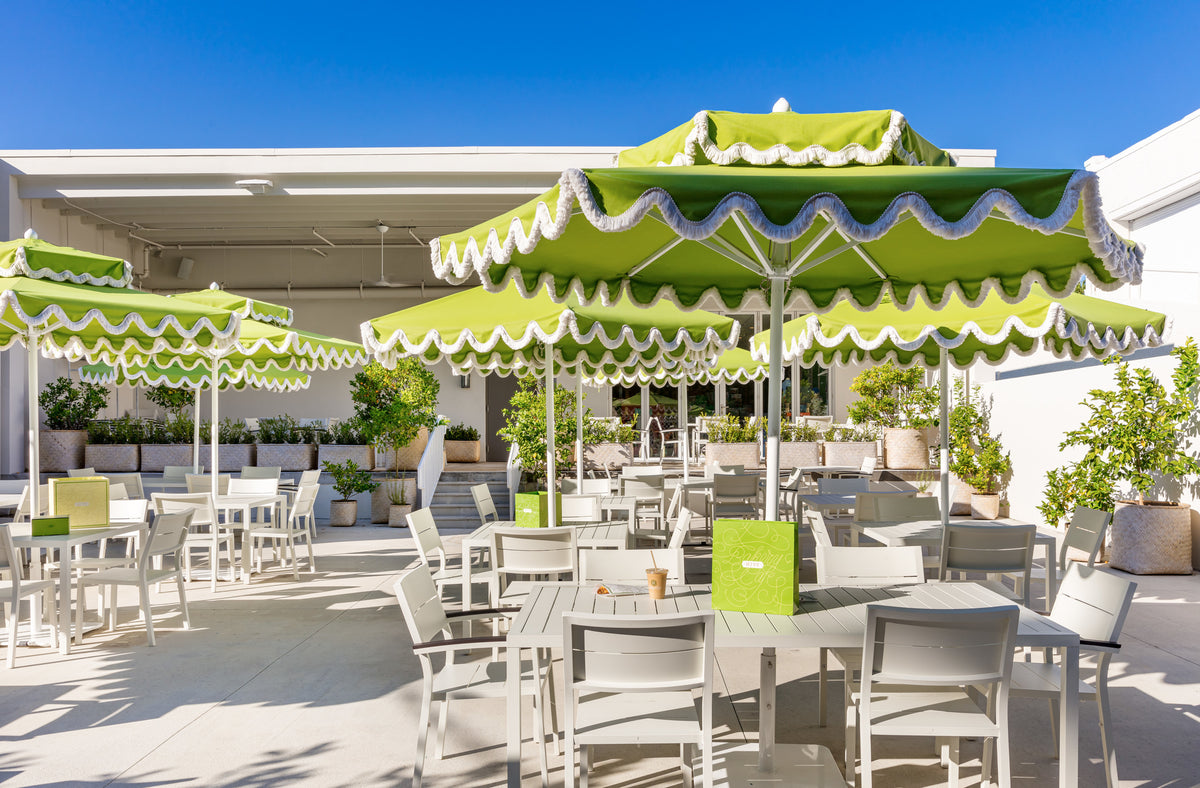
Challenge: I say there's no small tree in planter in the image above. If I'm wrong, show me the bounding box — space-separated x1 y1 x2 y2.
501 375 581 488
1041 339 1200 574
317 417 374 470
779 421 822 469
144 385 194 421
705 414 762 469
140 395 197 472
386 477 412 527
581 418 636 474
444 423 481 463
256 414 318 471
847 362 939 469
38 376 108 471
947 392 1011 520
85 416 146 472
322 459 379 526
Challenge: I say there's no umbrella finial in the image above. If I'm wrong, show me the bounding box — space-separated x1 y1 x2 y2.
772 98 791 113
23 228 38 240
209 282 221 290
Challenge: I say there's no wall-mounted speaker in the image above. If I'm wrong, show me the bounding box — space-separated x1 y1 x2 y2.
176 257 194 279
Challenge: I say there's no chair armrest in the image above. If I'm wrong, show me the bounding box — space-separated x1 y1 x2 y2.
412 635 508 655
1079 638 1121 653
446 606 520 620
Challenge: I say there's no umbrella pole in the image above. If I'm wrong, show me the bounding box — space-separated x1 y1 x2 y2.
544 342 556 525
210 356 220 493
678 379 689 483
939 348 950 527
764 277 786 522
193 389 202 474
575 374 583 490
27 338 40 518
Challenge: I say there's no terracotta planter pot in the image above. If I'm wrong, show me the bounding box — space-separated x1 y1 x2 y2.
389 504 413 527
84 444 140 473
199 444 256 473
328 499 359 527
256 443 317 471
140 444 194 473
374 427 429 471
970 492 1001 520
779 441 820 469
317 444 374 471
705 442 760 470
1110 500 1193 575
371 478 416 523
40 429 87 473
583 442 634 472
883 427 929 469
444 440 481 463
822 441 876 467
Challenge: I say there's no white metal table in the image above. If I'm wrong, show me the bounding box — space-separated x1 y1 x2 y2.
798 490 914 514
212 493 287 584
504 581 1081 787
10 520 148 654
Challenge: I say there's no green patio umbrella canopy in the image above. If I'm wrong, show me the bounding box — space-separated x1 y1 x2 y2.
592 347 767 386
362 286 740 501
612 390 677 407
0 230 241 518
171 284 294 327
428 104 1144 530
750 285 1170 525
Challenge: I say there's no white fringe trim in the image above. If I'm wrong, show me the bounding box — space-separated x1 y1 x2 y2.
80 364 311 392
586 364 767 386
431 169 1142 311
1 246 134 288
441 347 711 378
241 303 293 327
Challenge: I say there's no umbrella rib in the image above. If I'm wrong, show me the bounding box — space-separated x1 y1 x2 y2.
627 237 685 277
729 214 773 273
644 213 765 275
786 223 839 275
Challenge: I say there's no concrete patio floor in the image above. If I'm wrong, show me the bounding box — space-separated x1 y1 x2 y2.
1 523 1197 787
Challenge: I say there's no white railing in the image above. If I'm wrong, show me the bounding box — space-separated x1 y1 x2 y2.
506 442 521 519
415 424 447 509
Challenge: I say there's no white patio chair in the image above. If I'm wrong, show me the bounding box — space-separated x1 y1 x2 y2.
278 471 321 529
489 526 577 607
561 478 613 495
2 523 58 667
11 484 49 524
818 477 871 495
872 494 938 523
227 476 280 525
407 508 492 604
632 507 694 549
833 456 878 479
939 523 1036 608
152 492 234 591
1010 565 1136 788
562 610 715 788
469 483 499 525
561 494 602 524
103 472 145 500
708 473 760 523
67 467 97 477
578 547 685 585
394 565 553 788
704 463 744 477
805 510 834 549
74 511 192 648
853 604 1020 788
186 473 231 495
1012 506 1111 610
247 483 317 579
162 465 193 483
621 475 668 531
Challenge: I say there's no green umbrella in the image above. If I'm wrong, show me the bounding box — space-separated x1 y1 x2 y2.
751 285 1170 524
362 286 739 502
0 230 241 517
594 347 767 386
428 104 1143 527
170 283 294 327
612 390 677 407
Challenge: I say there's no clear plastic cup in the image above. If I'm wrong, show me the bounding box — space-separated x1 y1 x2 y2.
646 567 668 599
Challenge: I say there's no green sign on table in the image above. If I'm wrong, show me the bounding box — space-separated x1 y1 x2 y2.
514 492 562 528
712 519 799 615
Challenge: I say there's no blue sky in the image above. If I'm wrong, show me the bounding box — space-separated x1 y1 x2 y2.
5 0 1198 167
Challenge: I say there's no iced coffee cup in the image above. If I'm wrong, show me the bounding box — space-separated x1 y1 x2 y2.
646 567 668 599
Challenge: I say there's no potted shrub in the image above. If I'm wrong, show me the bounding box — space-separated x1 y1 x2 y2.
386 478 413 527
444 423 482 463
500 376 578 526
322 459 379 526
821 424 878 467
581 419 636 474
256 414 318 471
947 392 1011 520
140 414 196 472
317 418 374 470
38 376 108 472
1041 339 1199 574
198 418 256 471
85 416 144 472
704 414 762 469
847 361 939 470
779 421 822 469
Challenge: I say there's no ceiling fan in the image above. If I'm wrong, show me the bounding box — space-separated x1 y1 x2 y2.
370 221 424 289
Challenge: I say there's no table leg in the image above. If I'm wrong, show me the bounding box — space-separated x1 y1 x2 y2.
851 520 860 547
507 643 523 787
759 647 776 773
1045 541 1058 611
461 541 472 611
58 546 72 654
242 508 252 585
1060 644 1079 786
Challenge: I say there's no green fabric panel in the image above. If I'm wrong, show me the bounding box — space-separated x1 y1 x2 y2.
81 360 310 390
173 289 293 326
0 237 128 283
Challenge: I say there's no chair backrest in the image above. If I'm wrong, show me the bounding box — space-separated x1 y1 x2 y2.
561 478 612 495
806 510 833 547
712 473 759 499
872 495 939 523
817 545 925 585
142 511 193 566
103 473 145 500
859 456 878 474
295 469 321 487
579 547 685 585
394 564 450 648
13 484 51 522
561 494 602 523
162 465 193 482
241 465 282 480
491 526 577 578
228 477 279 495
289 484 319 524
563 611 714 694
108 482 129 500
706 463 744 477
470 483 499 524
862 604 1019 690
1049 565 1137 647
186 473 231 495
244 417 260 433
818 477 870 494
406 507 448 568
668 508 693 549
110 498 150 524
151 492 217 528
67 467 97 477
622 477 665 499
939 523 1037 575
622 465 664 478
1059 506 1112 569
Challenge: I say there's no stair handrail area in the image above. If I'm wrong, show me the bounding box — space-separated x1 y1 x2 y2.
415 423 448 508
506 442 521 519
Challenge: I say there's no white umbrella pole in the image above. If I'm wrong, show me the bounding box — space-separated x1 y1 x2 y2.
210 356 220 493
939 348 950 527
544 342 556 525
27 339 40 517
678 379 689 483
575 374 584 490
764 277 785 522
192 390 201 474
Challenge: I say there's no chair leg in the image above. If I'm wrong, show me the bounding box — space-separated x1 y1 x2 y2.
996 730 1012 788
947 737 960 787
858 721 873 788
109 586 118 629
844 678 857 786
7 607 19 668
141 585 156 647
982 735 994 788
702 738 713 788
818 647 828 726
289 539 299 581
74 583 88 644
680 743 695 788
1097 666 1118 788
565 711 576 788
305 534 316 573
580 743 590 788
413 676 432 788
532 693 549 788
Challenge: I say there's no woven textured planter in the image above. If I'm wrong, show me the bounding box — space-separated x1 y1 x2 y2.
374 427 429 471
140 444 194 473
40 430 87 473
388 504 413 527
328 500 359 527
372 479 416 523
444 440 481 463
84 444 139 473
199 444 256 473
705 442 760 470
1110 501 1193 575
970 493 1001 520
583 442 634 472
883 428 929 470
257 443 317 472
822 441 876 467
779 442 820 469
318 444 374 471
